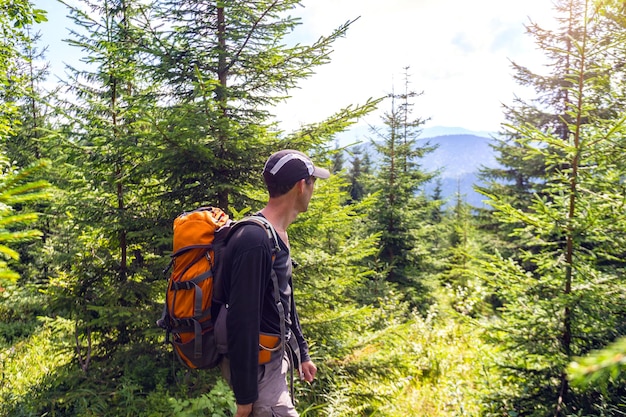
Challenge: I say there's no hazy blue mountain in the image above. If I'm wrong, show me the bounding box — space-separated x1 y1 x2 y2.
336 126 500 208
418 134 499 208
418 134 497 177
421 126 496 139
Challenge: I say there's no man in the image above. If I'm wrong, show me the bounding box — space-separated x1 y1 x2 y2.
221 149 329 417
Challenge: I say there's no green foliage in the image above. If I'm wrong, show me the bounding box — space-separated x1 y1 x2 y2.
477 1 626 414
0 0 47 137
0 317 72 417
286 173 381 409
0 284 46 348
10 0 626 416
1 1 47 28
1 312 199 417
435 196 492 318
379 312 494 417
363 69 438 309
0 158 50 283
48 0 174 365
569 336 626 389
344 145 372 203
283 150 491 416
148 0 375 212
169 379 236 417
305 305 494 417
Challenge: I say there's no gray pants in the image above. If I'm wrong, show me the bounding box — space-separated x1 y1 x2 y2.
221 355 298 417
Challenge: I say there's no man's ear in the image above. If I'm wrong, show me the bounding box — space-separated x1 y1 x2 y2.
296 178 306 194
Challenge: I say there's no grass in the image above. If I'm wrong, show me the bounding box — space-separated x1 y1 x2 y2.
311 300 495 417
0 287 494 417
381 313 490 416
0 318 73 416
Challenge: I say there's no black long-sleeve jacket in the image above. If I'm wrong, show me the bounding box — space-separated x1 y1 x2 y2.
222 220 310 404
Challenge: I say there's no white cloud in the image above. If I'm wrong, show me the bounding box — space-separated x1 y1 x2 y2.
274 0 556 133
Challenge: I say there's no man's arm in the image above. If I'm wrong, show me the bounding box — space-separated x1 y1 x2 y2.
290 286 310 362
226 228 273 404
290 283 317 382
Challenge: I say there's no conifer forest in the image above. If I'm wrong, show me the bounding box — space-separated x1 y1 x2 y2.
2 0 626 416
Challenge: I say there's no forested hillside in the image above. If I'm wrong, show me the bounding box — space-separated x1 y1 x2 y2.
1 1 625 416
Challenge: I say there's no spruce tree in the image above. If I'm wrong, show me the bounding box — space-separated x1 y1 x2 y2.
347 144 367 203
0 15 59 284
0 1 47 137
479 0 607 258
0 0 51 340
366 69 435 307
480 1 626 414
331 140 345 174
50 0 164 365
148 0 368 213
437 193 489 317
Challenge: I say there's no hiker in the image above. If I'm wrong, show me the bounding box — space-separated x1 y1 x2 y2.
220 149 329 417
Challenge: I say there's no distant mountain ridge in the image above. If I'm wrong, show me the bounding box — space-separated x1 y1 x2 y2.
421 126 496 139
418 134 497 178
418 134 499 207
336 126 500 207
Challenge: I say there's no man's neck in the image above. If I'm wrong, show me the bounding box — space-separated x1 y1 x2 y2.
259 199 298 233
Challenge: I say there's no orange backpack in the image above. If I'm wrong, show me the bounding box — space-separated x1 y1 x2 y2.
157 207 282 369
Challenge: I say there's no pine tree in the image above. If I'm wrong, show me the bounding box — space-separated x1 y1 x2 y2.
367 68 435 307
0 15 56 283
480 1 626 414
429 178 445 222
148 0 368 213
0 1 47 137
437 193 490 317
477 0 616 259
331 140 345 174
49 0 165 366
347 145 367 203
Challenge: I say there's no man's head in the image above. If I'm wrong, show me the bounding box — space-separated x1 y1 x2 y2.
263 149 330 198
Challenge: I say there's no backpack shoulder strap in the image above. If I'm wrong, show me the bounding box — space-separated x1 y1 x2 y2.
233 215 280 255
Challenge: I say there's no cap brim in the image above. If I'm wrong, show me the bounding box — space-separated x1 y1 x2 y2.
313 166 330 179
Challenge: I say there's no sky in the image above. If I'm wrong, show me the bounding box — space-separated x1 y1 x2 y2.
32 0 557 136
276 0 556 134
